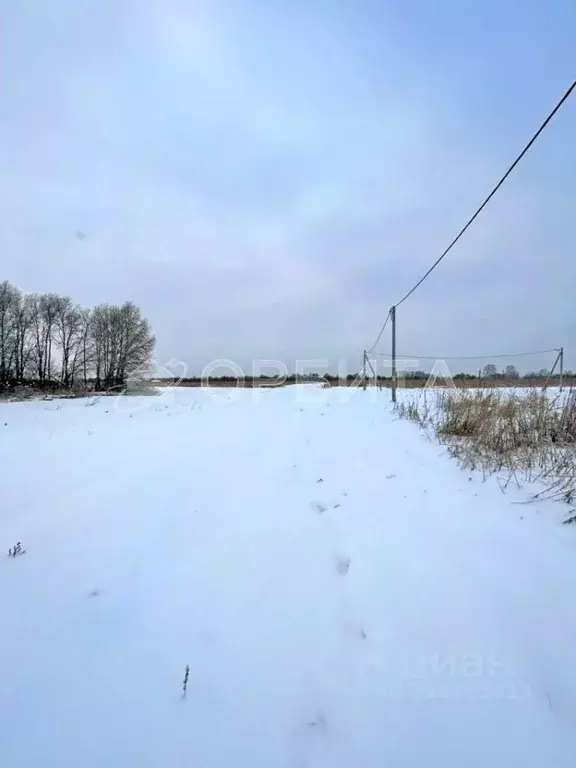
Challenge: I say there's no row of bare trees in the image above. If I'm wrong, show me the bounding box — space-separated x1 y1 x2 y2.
0 281 155 392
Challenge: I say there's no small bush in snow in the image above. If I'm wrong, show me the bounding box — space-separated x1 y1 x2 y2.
8 542 26 557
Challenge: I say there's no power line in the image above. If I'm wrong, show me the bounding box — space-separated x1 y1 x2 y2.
394 79 576 309
366 309 391 353
371 348 559 360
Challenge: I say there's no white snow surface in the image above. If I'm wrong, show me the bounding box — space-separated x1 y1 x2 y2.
2 385 576 767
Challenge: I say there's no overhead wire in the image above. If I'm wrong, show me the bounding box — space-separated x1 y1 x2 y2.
371 348 559 360
393 80 575 309
364 80 575 367
366 309 391 353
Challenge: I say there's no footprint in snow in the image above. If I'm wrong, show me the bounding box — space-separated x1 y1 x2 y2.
335 556 351 577
341 619 368 642
311 502 327 514
288 709 329 763
307 711 327 731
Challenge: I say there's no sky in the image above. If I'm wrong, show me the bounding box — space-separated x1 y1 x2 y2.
1 0 575 376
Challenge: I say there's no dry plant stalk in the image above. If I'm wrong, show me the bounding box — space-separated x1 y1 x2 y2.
396 386 576 520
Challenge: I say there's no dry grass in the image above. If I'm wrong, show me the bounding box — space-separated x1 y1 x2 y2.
397 387 576 519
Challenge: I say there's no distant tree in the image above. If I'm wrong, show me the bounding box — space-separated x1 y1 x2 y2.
504 364 519 380
482 363 497 378
404 370 428 380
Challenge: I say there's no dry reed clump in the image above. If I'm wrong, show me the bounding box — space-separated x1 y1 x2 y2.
397 387 576 519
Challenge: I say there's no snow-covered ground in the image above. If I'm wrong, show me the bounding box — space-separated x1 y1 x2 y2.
2 385 576 767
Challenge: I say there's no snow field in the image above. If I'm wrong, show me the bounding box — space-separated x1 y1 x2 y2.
1 385 576 767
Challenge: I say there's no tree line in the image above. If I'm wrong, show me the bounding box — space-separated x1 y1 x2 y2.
402 364 570 381
0 280 155 392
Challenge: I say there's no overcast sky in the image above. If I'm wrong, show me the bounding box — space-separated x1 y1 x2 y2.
1 0 574 376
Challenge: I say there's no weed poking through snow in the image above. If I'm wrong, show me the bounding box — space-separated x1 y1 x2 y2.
307 711 327 731
8 542 26 558
181 665 190 699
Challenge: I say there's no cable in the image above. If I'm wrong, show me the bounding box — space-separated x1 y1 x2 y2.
394 80 576 309
366 309 391 353
372 348 559 360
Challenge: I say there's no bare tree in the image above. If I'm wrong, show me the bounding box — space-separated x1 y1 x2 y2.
482 363 497 379
13 292 34 383
74 308 94 389
116 302 155 386
53 296 83 387
0 281 18 386
27 293 61 387
0 280 156 393
504 364 519 380
28 294 47 385
91 304 111 390
40 294 60 385
91 302 155 390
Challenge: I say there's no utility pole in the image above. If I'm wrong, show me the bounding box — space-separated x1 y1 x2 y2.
362 350 367 391
544 348 563 392
391 305 397 403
